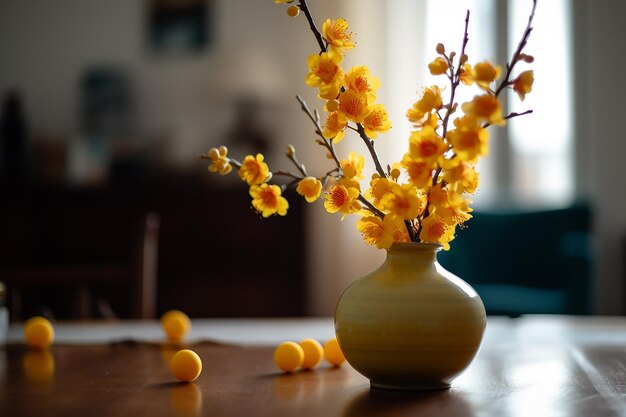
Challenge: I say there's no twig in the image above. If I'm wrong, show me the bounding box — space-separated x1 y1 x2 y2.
296 95 343 171
417 10 471 240
494 0 537 98
358 195 385 218
297 0 327 54
484 109 533 128
355 123 387 178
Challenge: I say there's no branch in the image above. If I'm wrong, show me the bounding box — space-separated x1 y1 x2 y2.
494 0 537 98
357 195 385 218
483 109 533 128
355 123 387 177
297 0 327 54
296 95 343 171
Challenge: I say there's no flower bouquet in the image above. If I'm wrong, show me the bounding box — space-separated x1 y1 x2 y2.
202 0 536 253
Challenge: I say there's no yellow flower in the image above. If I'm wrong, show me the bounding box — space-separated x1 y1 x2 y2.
324 182 361 218
250 184 289 217
468 61 502 90
379 183 425 225
442 159 479 194
238 154 271 185
365 176 395 210
296 177 323 203
356 216 396 249
459 62 473 85
446 116 489 163
401 155 433 189
363 104 391 138
338 90 370 124
428 57 449 75
419 212 455 250
341 152 365 180
322 112 347 143
322 18 355 54
207 146 232 175
306 50 343 100
438 196 473 226
406 125 447 164
344 66 380 103
406 86 443 124
461 94 505 126
513 70 534 101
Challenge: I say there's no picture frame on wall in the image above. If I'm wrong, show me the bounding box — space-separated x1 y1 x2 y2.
148 0 211 55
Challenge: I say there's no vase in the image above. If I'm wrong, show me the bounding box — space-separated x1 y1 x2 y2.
334 242 486 390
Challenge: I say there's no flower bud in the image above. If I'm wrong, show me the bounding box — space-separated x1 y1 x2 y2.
436 43 445 55
286 145 296 157
286 5 300 17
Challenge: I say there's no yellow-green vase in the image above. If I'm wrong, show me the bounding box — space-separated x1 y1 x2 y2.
334 242 486 390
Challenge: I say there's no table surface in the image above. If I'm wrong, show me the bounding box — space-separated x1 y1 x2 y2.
2 315 626 417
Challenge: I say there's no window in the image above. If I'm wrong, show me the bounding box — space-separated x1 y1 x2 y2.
385 0 574 209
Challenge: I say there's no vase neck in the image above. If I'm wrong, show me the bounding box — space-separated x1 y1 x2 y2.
385 243 441 266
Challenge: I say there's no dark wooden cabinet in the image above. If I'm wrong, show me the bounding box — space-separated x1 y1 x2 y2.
0 173 307 320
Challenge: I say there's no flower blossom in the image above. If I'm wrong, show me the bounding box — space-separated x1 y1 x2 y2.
322 18 356 54
238 154 271 185
419 212 455 250
306 51 343 100
207 146 232 175
513 70 534 101
341 152 365 180
296 177 323 203
324 182 361 218
356 216 396 249
446 116 489 163
363 104 391 138
250 184 289 217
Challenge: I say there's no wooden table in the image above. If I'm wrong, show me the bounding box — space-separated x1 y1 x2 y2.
2 316 626 417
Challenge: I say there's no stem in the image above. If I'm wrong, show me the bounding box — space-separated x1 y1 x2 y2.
494 0 537 98
356 123 387 177
296 95 343 171
286 147 309 176
273 170 303 181
416 10 470 241
357 195 385 218
297 0 327 54
484 109 533 128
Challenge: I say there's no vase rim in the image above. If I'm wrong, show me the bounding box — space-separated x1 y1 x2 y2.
388 242 443 252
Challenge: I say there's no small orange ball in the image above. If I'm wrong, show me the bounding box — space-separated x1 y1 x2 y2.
324 338 346 366
161 310 191 342
299 338 324 369
24 316 54 349
274 341 304 373
170 349 202 382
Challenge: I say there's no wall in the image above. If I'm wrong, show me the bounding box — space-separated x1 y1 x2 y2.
574 0 626 314
1 0 625 316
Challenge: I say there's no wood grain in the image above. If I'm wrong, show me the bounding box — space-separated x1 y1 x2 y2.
2 317 626 417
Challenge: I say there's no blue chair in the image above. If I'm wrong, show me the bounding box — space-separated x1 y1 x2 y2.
437 202 594 316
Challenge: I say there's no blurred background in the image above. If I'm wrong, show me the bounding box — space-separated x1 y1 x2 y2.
0 0 623 321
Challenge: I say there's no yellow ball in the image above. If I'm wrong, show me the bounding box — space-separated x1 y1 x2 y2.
324 338 346 366
299 338 324 369
161 310 191 342
24 316 54 349
170 349 202 382
274 341 304 373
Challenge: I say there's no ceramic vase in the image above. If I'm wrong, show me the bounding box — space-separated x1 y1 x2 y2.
334 242 486 390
